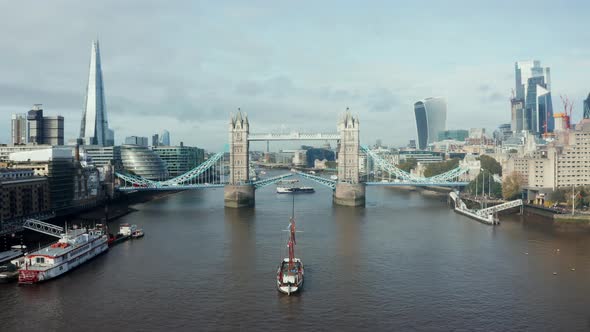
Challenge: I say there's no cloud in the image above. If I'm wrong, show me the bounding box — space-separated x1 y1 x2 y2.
366 89 399 113
0 2 587 149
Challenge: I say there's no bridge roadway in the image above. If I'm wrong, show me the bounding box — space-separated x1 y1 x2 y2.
248 132 340 141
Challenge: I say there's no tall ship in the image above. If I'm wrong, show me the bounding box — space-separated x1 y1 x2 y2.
276 200 304 295
18 226 109 284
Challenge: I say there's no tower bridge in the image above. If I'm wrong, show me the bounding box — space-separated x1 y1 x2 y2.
115 110 470 208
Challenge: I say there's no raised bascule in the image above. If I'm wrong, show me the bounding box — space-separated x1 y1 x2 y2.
115 109 471 208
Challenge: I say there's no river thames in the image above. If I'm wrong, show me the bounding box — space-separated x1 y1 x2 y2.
2 179 590 331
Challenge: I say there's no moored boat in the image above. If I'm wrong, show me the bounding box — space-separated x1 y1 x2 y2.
0 245 27 283
18 226 109 284
131 229 144 239
276 199 304 295
108 224 133 246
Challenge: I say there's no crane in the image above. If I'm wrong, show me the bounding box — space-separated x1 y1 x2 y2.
560 95 574 129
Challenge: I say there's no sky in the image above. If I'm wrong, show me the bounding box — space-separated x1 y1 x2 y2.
1 0 589 151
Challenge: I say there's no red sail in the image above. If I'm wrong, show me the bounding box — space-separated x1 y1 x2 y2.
290 218 296 245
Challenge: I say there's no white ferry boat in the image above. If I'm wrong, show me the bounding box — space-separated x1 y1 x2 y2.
18 227 109 284
277 186 315 194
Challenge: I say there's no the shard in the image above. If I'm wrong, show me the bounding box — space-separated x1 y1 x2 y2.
80 40 114 146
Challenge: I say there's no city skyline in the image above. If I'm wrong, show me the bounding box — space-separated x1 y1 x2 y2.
0 1 589 150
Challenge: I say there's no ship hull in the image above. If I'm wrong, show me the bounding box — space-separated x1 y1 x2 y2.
277 278 304 295
19 237 109 284
276 187 315 194
276 259 304 295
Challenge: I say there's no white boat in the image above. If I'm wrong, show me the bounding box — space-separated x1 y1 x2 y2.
119 223 137 236
0 245 27 282
18 226 109 284
330 175 338 180
276 186 315 194
131 229 144 239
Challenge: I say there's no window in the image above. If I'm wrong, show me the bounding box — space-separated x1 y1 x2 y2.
35 257 45 264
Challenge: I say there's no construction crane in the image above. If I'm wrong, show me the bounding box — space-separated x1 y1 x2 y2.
560 95 574 129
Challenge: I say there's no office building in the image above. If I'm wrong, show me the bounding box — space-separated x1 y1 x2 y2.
152 134 159 147
82 145 122 169
494 124 512 141
124 136 148 147
42 116 65 145
414 97 447 149
398 150 444 164
79 40 115 146
11 114 27 145
152 144 205 177
584 93 590 119
0 144 52 161
9 148 75 209
505 120 590 190
513 60 553 135
159 130 170 146
26 105 64 145
27 105 44 144
0 171 51 225
511 98 525 132
437 130 468 142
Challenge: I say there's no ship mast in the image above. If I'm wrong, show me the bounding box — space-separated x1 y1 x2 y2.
288 195 296 270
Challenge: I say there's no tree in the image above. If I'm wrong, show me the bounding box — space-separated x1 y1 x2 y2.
549 189 567 203
467 171 502 198
398 158 417 173
502 171 523 200
479 155 502 176
423 158 460 178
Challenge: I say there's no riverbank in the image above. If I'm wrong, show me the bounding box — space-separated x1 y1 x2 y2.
0 190 182 250
73 190 180 224
522 204 590 232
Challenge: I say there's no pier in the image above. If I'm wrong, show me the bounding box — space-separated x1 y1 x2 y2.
448 192 523 225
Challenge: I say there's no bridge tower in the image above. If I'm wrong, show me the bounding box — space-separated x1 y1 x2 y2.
224 110 255 208
334 110 365 206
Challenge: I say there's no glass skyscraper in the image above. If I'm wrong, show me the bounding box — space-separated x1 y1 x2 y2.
80 40 115 146
513 60 553 135
584 93 590 119
414 97 447 150
159 130 170 146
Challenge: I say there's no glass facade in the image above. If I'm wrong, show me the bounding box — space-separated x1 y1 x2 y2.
584 93 590 119
414 97 447 150
120 145 168 180
152 146 205 177
83 146 122 169
159 130 170 146
515 60 553 135
437 129 468 141
414 102 428 150
80 40 114 146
